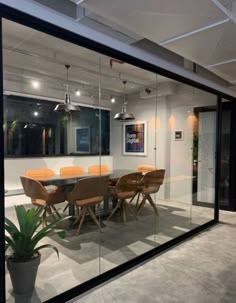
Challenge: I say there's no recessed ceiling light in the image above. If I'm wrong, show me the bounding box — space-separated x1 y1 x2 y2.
31 80 40 89
75 89 81 96
33 111 39 116
111 97 115 103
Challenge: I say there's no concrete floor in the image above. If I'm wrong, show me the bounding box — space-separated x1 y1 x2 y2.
5 194 215 302
70 210 236 303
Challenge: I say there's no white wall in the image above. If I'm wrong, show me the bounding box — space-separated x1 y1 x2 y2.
5 156 113 190
111 84 217 203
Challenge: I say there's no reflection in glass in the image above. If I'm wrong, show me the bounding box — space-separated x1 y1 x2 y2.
3 17 218 302
4 95 110 156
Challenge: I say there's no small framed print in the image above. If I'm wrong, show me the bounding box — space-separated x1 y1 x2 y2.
75 127 90 153
175 130 184 141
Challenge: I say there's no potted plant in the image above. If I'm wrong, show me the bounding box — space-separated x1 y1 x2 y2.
5 205 66 294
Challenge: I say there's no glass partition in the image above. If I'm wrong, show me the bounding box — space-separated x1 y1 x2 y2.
2 17 218 302
3 19 103 301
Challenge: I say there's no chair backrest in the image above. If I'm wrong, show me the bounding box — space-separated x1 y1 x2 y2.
136 165 155 173
88 164 109 174
142 169 165 189
60 166 84 176
69 176 109 202
20 176 47 200
116 172 142 192
25 168 55 179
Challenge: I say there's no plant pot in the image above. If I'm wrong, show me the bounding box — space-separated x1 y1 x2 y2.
7 254 41 294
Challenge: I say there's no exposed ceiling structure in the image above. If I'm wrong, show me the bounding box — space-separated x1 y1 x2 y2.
3 19 173 108
4 0 236 109
57 0 236 92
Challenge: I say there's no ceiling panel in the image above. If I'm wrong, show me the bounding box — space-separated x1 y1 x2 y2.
208 61 236 83
164 20 236 66
82 0 227 43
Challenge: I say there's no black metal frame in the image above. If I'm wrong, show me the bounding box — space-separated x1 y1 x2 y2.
219 101 236 211
0 3 234 303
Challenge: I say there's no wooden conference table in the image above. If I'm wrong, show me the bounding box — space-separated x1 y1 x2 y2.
37 169 134 187
37 169 136 217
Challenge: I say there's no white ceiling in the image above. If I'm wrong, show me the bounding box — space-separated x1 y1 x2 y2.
80 0 236 88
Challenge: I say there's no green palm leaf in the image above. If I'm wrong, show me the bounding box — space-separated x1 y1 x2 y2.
33 244 59 259
5 205 68 261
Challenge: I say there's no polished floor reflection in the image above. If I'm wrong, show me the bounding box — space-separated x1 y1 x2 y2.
5 195 213 303
73 211 236 303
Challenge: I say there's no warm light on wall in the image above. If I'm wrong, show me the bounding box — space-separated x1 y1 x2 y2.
168 115 176 129
187 114 197 129
150 117 161 130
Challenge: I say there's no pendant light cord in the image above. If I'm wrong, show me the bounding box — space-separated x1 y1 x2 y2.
65 64 70 94
123 80 127 105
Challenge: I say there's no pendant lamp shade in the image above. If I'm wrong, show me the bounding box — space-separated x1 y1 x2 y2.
54 65 80 112
114 80 135 121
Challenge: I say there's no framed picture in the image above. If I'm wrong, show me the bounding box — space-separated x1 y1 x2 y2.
175 130 184 141
123 120 147 156
75 127 90 153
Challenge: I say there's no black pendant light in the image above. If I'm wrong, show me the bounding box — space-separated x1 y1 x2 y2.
114 80 135 121
54 64 80 112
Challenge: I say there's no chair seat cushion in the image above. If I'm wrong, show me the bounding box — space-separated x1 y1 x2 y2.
32 199 46 206
75 195 103 206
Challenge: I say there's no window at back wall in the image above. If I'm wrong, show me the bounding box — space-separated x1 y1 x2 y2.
4 95 110 157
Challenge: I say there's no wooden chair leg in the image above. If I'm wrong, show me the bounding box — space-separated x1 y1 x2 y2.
88 207 102 231
51 204 61 219
137 196 147 216
46 206 57 220
76 206 87 235
121 201 126 224
63 202 70 212
129 192 138 204
146 194 159 216
135 192 141 208
107 200 121 221
124 199 136 219
73 207 83 226
42 209 47 227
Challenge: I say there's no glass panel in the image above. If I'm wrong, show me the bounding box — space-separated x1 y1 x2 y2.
99 58 158 272
2 16 217 302
3 19 102 301
191 88 217 224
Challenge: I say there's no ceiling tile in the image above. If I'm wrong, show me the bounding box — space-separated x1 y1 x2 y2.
164 20 236 66
82 0 228 42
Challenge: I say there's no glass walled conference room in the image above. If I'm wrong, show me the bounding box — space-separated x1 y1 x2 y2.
1 16 223 303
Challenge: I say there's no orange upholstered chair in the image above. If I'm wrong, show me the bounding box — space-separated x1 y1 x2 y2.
25 168 55 179
129 165 156 206
66 176 109 234
107 172 142 224
88 164 109 174
20 176 66 226
60 166 84 176
136 165 155 173
60 166 85 212
137 169 165 216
